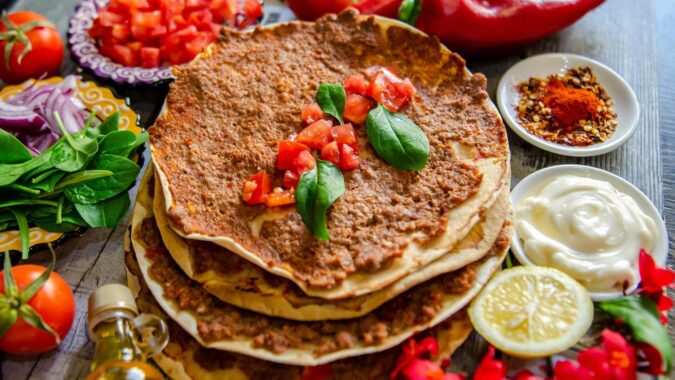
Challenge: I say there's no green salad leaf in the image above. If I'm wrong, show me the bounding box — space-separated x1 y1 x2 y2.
0 130 33 164
295 160 345 240
63 154 140 204
366 104 429 171
316 83 346 124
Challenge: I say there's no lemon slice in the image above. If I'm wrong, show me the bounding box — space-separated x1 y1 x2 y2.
469 266 593 358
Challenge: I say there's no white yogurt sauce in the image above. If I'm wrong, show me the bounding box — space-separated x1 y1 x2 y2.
515 175 658 292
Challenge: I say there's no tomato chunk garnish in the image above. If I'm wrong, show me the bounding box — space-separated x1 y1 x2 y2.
140 47 160 68
366 67 416 112
344 74 368 95
331 123 358 153
283 170 300 188
343 94 371 125
296 119 333 149
320 141 341 167
301 103 324 125
277 140 310 170
293 150 316 175
241 171 271 205
340 144 359 171
266 187 295 207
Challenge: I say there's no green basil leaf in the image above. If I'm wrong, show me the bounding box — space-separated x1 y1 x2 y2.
365 105 429 171
74 192 130 228
64 154 139 204
599 296 673 373
295 160 345 240
398 0 422 25
86 112 120 140
0 130 33 164
316 83 346 124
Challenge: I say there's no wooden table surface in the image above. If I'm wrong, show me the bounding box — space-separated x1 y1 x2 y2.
1 0 673 379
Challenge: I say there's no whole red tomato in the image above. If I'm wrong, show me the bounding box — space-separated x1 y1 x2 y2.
0 12 64 85
0 264 75 354
287 0 353 20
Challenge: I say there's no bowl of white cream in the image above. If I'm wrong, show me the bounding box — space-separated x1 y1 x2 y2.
511 165 668 301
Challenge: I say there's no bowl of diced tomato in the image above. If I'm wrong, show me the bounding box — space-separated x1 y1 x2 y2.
68 0 263 85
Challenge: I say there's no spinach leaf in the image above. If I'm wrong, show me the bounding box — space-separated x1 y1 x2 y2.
86 112 120 140
32 212 86 233
0 130 33 164
53 170 113 191
599 296 672 373
99 130 136 155
4 183 40 196
316 83 346 124
29 171 66 193
64 154 140 204
99 130 148 158
9 209 29 258
365 105 429 171
398 0 422 25
0 152 53 187
74 192 130 228
52 112 99 172
295 159 345 240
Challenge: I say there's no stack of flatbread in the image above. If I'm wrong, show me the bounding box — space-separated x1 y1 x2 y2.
124 10 513 379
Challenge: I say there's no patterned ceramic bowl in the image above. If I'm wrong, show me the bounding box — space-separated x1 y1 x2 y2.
0 77 142 254
68 0 264 85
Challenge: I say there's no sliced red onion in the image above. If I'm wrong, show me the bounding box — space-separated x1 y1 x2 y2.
0 75 86 156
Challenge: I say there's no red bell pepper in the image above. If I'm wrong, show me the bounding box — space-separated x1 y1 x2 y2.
355 0 605 55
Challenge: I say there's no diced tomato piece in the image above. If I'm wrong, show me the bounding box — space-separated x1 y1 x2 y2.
140 47 160 68
266 187 295 207
163 25 198 45
111 24 131 41
239 0 263 28
320 141 341 167
168 14 188 32
98 11 126 27
283 170 300 188
187 9 213 28
159 0 185 13
293 150 316 175
366 67 416 112
340 144 359 171
343 94 371 125
296 120 332 149
185 0 207 9
277 140 310 170
115 0 150 10
301 103 324 125
210 0 237 24
331 123 358 153
89 22 107 38
241 171 271 205
184 31 213 57
112 44 137 66
344 74 368 95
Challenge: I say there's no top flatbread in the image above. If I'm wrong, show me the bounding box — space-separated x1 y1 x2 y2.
150 11 509 298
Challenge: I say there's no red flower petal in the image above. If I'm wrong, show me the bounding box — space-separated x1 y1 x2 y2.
473 346 507 380
401 358 446 380
513 369 546 380
653 293 674 324
577 347 612 379
601 329 637 380
553 360 595 380
638 249 675 294
638 342 665 375
417 336 440 357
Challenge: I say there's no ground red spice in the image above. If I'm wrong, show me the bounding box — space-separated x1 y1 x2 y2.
541 79 601 132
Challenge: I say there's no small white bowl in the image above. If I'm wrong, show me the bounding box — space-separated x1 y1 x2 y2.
510 165 668 301
497 53 639 157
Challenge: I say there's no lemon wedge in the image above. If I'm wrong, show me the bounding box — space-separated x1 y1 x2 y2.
469 266 593 358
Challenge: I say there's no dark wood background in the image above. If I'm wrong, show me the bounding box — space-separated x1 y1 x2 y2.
1 0 672 378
